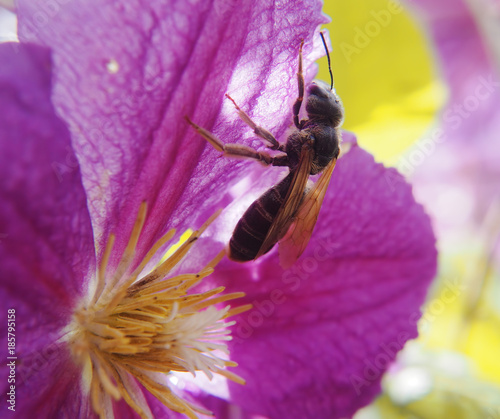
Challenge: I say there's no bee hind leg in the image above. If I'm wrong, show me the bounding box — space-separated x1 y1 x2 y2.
225 94 283 151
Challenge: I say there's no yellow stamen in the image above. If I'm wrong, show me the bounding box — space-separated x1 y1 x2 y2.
65 203 249 418
108 201 148 290
205 248 227 269
128 228 177 284
214 367 246 385
93 233 115 306
226 303 254 318
131 209 221 291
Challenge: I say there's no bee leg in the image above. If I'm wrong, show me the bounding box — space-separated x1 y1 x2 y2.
185 116 288 166
185 116 225 152
221 144 290 167
225 94 281 150
292 40 305 129
222 144 274 165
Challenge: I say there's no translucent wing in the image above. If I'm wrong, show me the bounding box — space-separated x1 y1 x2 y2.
255 144 314 259
278 156 338 268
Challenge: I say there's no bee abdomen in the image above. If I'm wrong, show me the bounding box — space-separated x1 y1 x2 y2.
229 173 293 262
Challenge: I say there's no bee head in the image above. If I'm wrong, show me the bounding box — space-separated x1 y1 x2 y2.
305 80 343 127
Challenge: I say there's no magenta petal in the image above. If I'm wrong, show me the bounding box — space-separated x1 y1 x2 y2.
10 347 92 418
0 42 94 317
0 43 95 415
213 144 436 418
16 0 327 270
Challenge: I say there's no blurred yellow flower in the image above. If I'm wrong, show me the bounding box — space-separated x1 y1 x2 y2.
318 0 446 164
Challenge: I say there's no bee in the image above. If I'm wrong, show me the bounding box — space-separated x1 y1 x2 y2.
186 33 343 267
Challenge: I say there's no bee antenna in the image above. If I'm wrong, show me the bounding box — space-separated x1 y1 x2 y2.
320 31 334 90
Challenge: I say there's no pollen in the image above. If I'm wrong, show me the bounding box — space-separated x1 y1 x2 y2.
64 203 250 418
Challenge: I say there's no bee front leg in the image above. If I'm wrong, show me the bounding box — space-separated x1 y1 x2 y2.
225 94 283 151
292 40 305 129
185 116 226 152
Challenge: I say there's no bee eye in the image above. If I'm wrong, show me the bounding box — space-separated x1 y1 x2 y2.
308 82 329 98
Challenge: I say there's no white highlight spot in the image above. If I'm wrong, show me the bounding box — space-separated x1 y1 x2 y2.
106 59 119 74
0 7 18 43
387 366 433 405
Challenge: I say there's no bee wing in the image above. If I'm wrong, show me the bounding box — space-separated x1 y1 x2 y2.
278 156 338 268
255 144 314 259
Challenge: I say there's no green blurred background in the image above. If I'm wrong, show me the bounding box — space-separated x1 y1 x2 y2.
317 1 500 418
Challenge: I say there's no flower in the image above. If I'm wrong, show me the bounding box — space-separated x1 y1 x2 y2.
1 1 438 418
0 42 250 418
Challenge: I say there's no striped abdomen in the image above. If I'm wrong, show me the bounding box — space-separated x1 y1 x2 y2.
228 172 295 262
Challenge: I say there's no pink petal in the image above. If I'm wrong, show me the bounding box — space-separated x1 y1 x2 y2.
16 0 327 272
213 142 436 418
0 43 95 416
412 0 500 154
10 347 93 418
0 42 94 328
408 0 500 230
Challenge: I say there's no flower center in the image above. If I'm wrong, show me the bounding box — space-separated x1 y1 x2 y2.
64 203 249 418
